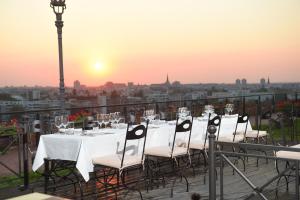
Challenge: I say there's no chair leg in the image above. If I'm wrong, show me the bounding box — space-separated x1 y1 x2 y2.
121 169 143 200
170 157 189 197
93 167 119 199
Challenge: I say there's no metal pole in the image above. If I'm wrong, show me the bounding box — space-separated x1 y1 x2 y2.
220 154 224 200
123 106 127 123
255 98 259 130
208 125 217 200
17 123 22 176
243 96 246 114
272 94 275 113
55 13 65 110
155 102 159 115
295 93 299 142
20 116 29 190
296 161 299 200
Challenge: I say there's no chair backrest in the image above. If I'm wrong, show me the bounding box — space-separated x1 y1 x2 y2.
121 121 149 168
216 114 238 141
204 114 221 147
171 117 194 157
233 114 249 142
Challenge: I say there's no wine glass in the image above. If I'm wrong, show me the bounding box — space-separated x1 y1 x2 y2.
203 105 214 117
225 104 234 115
103 114 110 127
61 115 69 129
115 112 121 123
109 113 116 123
144 109 155 122
54 116 62 129
97 114 105 127
178 107 190 120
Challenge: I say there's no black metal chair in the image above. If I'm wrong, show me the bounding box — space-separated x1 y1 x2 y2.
245 115 268 145
233 114 249 143
218 114 249 173
190 114 221 180
92 121 149 199
144 117 193 197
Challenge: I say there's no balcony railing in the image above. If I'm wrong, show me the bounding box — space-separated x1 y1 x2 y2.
0 92 299 195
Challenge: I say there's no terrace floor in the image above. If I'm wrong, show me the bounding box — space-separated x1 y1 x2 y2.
0 151 298 200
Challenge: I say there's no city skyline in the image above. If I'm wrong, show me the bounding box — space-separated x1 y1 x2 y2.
0 0 299 87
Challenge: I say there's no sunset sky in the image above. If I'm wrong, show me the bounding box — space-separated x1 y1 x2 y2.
0 0 299 87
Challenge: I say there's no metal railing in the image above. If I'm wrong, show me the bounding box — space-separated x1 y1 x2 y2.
0 92 299 192
208 130 300 200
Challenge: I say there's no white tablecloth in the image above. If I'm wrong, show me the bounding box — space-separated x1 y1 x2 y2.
33 117 251 181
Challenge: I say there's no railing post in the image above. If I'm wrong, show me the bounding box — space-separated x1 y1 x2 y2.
33 113 41 147
155 102 159 115
242 96 246 114
20 115 29 190
255 96 261 129
123 106 127 123
220 153 224 200
208 125 217 200
296 160 299 200
236 99 240 114
272 94 276 113
205 98 209 106
191 100 195 116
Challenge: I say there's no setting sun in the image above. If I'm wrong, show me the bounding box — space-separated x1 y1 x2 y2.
94 62 104 71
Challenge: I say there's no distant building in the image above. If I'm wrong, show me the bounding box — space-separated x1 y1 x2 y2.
103 81 127 92
236 79 241 85
150 75 172 90
260 78 266 88
128 82 134 87
32 90 41 100
146 92 169 102
172 81 181 87
97 95 107 114
74 80 80 90
241 78 247 87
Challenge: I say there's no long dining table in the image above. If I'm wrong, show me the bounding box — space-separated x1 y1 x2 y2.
32 116 252 181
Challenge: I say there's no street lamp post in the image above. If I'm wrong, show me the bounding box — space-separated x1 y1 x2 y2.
50 0 66 110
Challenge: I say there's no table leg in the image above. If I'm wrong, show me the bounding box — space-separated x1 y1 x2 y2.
44 159 49 194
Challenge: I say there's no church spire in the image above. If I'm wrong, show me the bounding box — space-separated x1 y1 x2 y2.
166 74 170 84
165 74 171 87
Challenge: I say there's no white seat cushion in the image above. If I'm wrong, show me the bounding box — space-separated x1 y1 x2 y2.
145 146 188 158
218 135 244 143
245 130 267 138
92 154 142 169
189 140 208 150
276 151 300 160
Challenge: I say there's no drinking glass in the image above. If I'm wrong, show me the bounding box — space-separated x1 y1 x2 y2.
115 112 121 123
103 114 110 127
61 115 69 128
225 104 234 115
54 116 62 129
